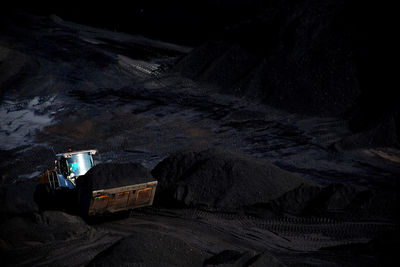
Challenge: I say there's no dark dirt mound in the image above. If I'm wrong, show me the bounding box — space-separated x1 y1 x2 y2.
174 38 358 117
0 210 119 266
273 183 370 217
268 183 323 216
335 112 400 150
79 163 155 191
0 177 39 219
0 211 89 250
172 1 361 117
247 250 287 267
171 1 399 145
174 42 260 92
253 182 400 221
0 211 90 263
88 229 209 267
151 148 315 211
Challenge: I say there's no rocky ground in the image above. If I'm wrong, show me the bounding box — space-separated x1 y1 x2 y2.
1 11 399 266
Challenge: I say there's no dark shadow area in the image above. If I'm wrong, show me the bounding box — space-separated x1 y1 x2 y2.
33 184 78 214
4 0 265 46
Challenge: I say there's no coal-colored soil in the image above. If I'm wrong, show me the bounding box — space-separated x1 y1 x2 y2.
1 10 399 267
153 149 399 221
0 211 120 266
172 1 361 118
0 178 39 220
171 1 399 147
81 163 155 191
88 229 209 267
271 182 400 221
152 148 315 210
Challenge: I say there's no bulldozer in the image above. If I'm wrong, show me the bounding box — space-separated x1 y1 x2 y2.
36 149 157 216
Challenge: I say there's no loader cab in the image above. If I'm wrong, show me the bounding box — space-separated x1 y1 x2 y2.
56 150 97 183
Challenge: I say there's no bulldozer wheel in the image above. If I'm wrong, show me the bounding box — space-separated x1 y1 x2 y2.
34 183 55 211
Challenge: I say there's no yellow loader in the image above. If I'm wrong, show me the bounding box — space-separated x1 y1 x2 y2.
37 149 157 216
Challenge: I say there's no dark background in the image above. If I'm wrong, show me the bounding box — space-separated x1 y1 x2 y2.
8 0 268 46
3 0 397 143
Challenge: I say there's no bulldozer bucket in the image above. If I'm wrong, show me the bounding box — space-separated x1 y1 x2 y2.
87 181 157 216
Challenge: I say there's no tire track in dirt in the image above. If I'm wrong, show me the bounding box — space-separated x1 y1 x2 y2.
139 209 399 252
